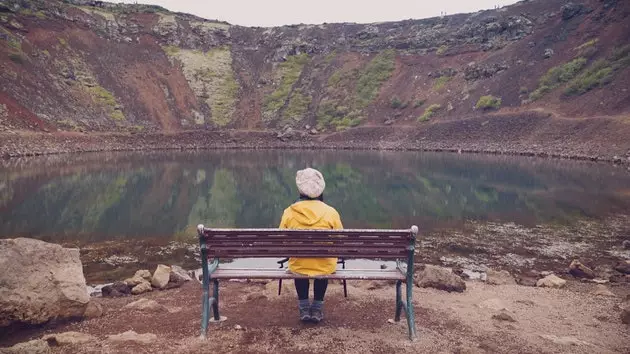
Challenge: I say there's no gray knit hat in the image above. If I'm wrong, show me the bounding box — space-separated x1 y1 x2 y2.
296 168 325 198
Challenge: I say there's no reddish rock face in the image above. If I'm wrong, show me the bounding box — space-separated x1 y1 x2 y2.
0 0 628 136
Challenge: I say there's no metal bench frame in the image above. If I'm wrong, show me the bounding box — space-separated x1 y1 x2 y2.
197 224 419 341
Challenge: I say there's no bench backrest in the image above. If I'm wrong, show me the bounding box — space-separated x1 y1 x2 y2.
197 225 418 259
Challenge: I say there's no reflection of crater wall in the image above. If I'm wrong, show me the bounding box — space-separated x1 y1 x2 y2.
1 150 630 241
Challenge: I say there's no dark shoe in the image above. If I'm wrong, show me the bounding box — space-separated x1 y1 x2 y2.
299 306 311 322
310 307 324 323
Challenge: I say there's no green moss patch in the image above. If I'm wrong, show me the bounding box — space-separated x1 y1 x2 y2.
263 53 310 119
355 49 396 107
164 46 239 126
529 57 587 101
564 45 630 96
476 95 502 110
418 104 441 122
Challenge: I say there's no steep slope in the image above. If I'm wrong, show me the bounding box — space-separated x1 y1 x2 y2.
0 0 628 158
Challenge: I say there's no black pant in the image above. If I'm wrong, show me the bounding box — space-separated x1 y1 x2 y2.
294 279 328 301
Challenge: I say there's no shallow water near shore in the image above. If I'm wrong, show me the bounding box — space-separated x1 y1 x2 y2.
1 150 629 281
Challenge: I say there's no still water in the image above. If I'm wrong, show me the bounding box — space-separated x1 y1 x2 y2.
1 150 629 243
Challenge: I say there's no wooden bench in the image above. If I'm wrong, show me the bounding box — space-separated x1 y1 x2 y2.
197 224 419 341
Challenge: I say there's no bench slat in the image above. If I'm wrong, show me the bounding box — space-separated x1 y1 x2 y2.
210 268 406 281
209 249 407 259
204 235 410 242
205 241 409 248
201 229 412 239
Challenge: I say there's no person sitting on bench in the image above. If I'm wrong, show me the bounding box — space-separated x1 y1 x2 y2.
279 167 343 324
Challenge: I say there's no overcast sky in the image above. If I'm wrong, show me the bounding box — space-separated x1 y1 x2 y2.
119 0 520 27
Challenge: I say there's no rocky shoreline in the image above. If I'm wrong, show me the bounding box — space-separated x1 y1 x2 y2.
1 129 629 167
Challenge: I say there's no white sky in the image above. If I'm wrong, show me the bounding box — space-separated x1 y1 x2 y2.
118 0 520 27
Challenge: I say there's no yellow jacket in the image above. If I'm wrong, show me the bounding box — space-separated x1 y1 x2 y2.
279 200 343 276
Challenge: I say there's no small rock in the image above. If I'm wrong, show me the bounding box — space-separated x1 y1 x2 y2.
366 281 384 290
380 264 388 270
569 260 595 279
123 298 165 312
124 276 145 287
164 277 184 289
486 269 516 285
540 334 589 346
516 276 538 287
151 264 171 289
492 311 517 322
233 324 244 330
414 264 466 292
134 269 152 280
387 319 396 324
43 332 97 346
309 128 318 135
543 48 554 59
101 281 131 297
540 271 553 277
536 274 566 288
107 331 157 344
478 298 508 311
131 281 152 295
591 285 615 297
83 301 103 318
4 339 49 354
614 260 630 274
622 240 630 250
561 2 583 20
170 265 192 283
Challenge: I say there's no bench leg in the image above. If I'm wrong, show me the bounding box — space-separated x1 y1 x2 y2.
395 280 402 322
201 292 210 338
405 280 417 341
343 280 348 298
212 279 221 321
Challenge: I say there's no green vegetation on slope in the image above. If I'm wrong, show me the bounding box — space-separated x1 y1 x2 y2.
529 57 587 101
476 95 502 110
263 53 310 120
163 46 239 126
318 50 396 131
355 49 396 107
432 75 452 91
284 89 311 121
418 104 441 122
565 45 630 96
390 96 408 109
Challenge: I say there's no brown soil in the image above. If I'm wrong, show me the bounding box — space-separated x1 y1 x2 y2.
2 280 628 353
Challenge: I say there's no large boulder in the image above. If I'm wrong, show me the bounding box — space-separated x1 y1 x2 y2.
414 265 466 292
0 238 90 328
151 265 171 289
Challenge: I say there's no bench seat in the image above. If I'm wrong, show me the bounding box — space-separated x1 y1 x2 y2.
211 267 406 281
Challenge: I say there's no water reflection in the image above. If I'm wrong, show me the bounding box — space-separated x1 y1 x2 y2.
1 150 629 242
